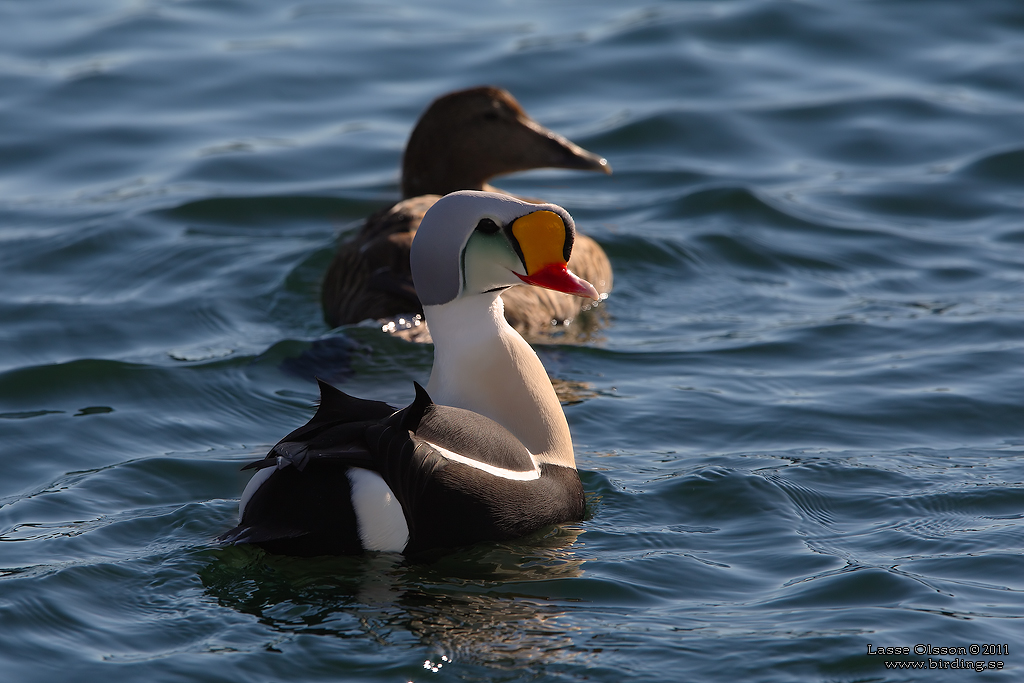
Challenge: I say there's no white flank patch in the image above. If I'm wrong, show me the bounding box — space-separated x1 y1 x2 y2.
347 468 410 552
238 467 275 522
425 441 541 481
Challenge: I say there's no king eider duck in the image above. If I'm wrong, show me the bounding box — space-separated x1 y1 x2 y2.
321 86 612 341
222 190 599 556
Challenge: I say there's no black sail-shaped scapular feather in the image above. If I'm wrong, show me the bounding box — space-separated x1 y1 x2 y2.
309 378 396 427
381 381 433 433
240 379 397 472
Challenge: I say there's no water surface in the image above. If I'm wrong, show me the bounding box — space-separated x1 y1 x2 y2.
1 0 1023 681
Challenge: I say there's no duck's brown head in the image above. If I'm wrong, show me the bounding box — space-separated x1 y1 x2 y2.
401 86 611 199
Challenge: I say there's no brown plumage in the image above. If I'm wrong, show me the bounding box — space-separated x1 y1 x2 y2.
322 86 612 339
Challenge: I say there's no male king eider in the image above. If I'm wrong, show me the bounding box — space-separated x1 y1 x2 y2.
221 190 599 556
321 86 613 341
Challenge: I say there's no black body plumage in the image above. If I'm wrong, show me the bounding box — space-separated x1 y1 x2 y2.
219 380 585 557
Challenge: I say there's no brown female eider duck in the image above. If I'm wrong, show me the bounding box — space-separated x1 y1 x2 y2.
321 86 612 340
223 191 598 555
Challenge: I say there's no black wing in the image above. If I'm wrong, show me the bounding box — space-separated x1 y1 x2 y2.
366 384 582 555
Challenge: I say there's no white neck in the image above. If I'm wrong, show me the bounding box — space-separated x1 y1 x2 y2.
424 292 576 469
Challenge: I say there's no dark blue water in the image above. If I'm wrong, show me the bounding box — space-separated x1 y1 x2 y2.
2 1 1022 681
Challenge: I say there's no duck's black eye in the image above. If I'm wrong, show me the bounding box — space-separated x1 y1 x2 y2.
475 218 500 234
481 103 503 122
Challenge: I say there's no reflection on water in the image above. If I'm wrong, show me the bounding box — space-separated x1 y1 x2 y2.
200 526 588 671
551 377 600 406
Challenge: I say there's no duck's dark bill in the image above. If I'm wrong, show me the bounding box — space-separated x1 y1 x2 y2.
516 263 600 300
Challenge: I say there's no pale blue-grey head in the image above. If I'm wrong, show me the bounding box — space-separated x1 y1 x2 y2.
410 190 578 306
